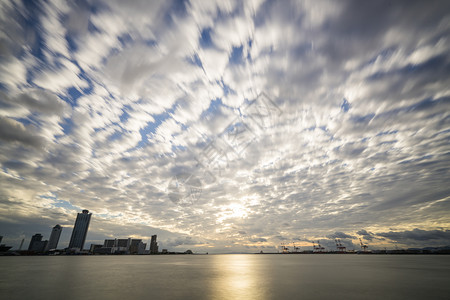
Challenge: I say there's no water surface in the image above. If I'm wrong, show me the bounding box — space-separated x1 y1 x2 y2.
1 254 449 299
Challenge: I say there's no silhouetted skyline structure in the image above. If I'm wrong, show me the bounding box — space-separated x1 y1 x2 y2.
68 210 91 250
92 238 147 254
28 233 47 253
150 235 158 254
45 224 62 252
2 210 161 255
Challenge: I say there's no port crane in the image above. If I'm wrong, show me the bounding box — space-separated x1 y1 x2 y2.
292 242 300 253
280 242 290 253
359 238 368 252
313 240 325 253
280 242 301 253
335 239 346 252
317 241 325 252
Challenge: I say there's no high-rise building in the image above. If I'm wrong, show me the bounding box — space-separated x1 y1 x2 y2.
129 239 143 254
68 210 92 250
28 233 47 253
45 224 62 252
28 233 42 250
150 235 158 254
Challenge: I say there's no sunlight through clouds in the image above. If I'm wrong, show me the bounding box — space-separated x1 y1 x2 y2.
0 0 449 252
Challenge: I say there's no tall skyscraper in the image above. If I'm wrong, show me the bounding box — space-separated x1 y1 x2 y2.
150 235 158 254
28 233 43 250
45 224 62 252
28 233 47 253
68 210 92 250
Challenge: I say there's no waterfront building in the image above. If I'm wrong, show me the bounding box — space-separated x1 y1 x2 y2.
101 238 131 254
28 233 42 250
95 238 148 254
45 224 62 252
128 239 147 254
28 233 48 253
138 242 147 255
104 239 115 248
150 235 158 254
114 238 131 254
130 239 142 254
0 236 13 252
93 247 113 254
116 238 130 248
68 210 92 250
89 244 102 253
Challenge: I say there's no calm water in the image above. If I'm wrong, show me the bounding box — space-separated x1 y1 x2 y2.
1 254 450 299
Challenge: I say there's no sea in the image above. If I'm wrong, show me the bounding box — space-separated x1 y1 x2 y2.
1 254 449 300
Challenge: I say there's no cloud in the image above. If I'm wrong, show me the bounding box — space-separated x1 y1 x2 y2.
0 57 27 91
0 116 44 148
377 229 450 243
1 90 68 117
326 231 356 239
0 0 449 252
33 59 88 94
356 229 375 241
165 236 205 248
249 237 267 243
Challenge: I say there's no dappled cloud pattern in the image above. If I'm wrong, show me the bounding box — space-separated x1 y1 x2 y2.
0 0 449 251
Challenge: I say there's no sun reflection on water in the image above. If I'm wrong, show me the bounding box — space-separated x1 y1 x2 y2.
209 255 270 300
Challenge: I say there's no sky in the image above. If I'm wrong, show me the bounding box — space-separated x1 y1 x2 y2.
0 0 450 253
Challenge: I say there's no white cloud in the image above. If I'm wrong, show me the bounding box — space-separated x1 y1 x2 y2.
198 47 229 80
34 59 88 93
0 57 27 90
0 0 449 252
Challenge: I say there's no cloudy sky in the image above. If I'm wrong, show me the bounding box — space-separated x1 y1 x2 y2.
1 0 449 253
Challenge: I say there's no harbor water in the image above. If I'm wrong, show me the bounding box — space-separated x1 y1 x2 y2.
1 254 450 299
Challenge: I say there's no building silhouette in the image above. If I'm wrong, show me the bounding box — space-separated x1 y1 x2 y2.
68 210 92 250
28 233 47 253
93 238 147 254
130 239 147 254
150 235 158 254
104 239 115 248
28 233 42 250
137 241 147 255
90 244 102 253
115 238 131 254
0 236 13 253
45 224 62 252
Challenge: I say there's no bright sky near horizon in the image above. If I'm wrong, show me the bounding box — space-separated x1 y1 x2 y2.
1 0 450 252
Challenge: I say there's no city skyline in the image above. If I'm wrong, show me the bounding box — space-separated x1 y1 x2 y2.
7 214 449 254
10 211 159 254
0 0 449 253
